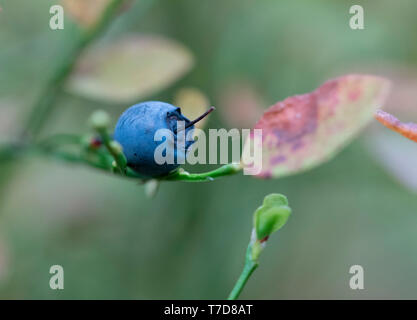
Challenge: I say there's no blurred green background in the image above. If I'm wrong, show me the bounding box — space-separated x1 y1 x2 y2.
1 0 417 299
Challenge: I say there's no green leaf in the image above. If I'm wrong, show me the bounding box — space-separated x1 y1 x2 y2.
242 74 391 178
262 193 288 208
253 194 291 240
66 35 194 103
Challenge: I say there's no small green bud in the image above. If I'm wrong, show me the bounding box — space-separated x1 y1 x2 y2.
109 141 123 155
90 110 111 131
253 194 291 240
111 160 118 173
109 141 127 169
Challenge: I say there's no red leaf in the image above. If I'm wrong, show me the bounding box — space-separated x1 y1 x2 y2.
375 110 417 143
242 74 391 178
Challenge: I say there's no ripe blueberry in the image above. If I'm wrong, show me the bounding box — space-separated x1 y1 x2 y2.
114 101 213 177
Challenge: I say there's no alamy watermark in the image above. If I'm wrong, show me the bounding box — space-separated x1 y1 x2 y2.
349 5 364 30
349 265 364 290
49 265 64 290
153 121 263 175
49 5 64 30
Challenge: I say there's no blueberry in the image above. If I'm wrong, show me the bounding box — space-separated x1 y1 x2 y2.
114 101 214 177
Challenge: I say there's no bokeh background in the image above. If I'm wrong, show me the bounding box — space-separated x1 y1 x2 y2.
1 0 417 299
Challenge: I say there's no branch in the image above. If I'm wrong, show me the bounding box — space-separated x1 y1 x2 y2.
163 163 242 182
0 0 127 202
20 0 127 140
227 194 292 299
228 239 259 300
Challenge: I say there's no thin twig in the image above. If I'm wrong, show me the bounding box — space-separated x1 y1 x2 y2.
20 0 126 140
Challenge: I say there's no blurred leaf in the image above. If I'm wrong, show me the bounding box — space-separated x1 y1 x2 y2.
362 65 417 192
0 237 9 283
375 110 417 143
217 81 264 128
367 129 417 193
380 65 417 119
62 0 112 28
0 100 18 142
335 62 417 119
173 87 210 129
242 74 390 178
66 35 194 103
62 0 133 28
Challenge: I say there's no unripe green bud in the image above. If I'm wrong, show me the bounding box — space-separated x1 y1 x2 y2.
253 194 291 240
109 140 123 155
90 110 111 131
109 141 127 169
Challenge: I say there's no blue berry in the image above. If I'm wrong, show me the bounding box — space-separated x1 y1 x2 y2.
114 101 213 177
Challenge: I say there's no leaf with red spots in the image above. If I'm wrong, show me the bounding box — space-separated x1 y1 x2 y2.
375 109 417 143
242 74 391 178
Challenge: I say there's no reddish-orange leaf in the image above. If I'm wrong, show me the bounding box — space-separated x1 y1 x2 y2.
242 74 391 178
375 110 417 143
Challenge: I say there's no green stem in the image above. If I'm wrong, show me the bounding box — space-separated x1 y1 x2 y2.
228 244 259 300
164 163 242 182
0 0 126 204
95 127 127 174
20 0 126 139
1 141 241 182
0 144 24 163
